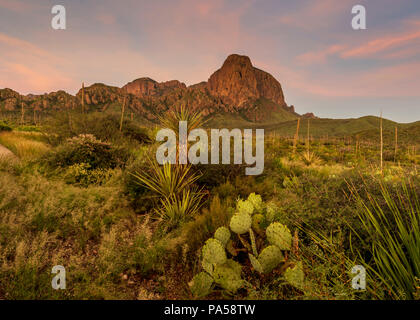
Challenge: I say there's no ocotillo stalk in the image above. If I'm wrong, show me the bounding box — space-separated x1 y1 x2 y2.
81 82 85 114
380 111 383 174
293 118 300 154
33 108 36 125
355 138 359 157
120 92 127 132
307 118 310 153
20 98 25 125
394 127 398 163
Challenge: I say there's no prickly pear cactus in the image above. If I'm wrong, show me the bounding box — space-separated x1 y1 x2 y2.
189 272 214 297
247 193 264 212
265 202 278 222
230 213 252 235
266 222 292 251
249 228 258 256
236 199 254 216
202 238 227 269
190 193 304 298
249 253 264 274
252 213 265 234
214 227 231 247
258 245 283 273
284 261 304 290
212 259 244 294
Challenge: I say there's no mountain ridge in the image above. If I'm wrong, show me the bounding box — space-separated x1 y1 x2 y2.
1 54 419 137
0 54 298 123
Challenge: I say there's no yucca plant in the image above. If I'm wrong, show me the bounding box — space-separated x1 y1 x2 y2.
349 178 420 299
157 104 207 138
131 160 200 199
156 188 205 227
131 105 207 228
300 150 321 166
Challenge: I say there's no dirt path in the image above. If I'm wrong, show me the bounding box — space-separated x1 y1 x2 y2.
0 143 16 159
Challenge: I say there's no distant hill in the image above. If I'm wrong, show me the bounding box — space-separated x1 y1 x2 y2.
354 120 420 146
248 116 418 144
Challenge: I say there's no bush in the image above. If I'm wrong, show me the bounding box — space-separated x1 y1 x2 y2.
43 112 151 147
0 121 12 132
45 134 130 170
62 163 115 186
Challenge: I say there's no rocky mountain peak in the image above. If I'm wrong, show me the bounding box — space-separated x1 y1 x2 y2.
207 54 287 109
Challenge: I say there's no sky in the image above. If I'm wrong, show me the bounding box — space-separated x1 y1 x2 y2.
0 0 419 123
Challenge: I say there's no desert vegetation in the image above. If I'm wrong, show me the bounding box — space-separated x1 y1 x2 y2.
0 106 418 300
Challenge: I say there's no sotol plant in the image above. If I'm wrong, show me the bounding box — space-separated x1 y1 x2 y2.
189 193 305 297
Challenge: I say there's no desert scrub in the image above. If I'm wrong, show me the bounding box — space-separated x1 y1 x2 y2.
43 111 151 147
0 170 132 244
44 134 130 170
0 169 153 299
62 162 117 187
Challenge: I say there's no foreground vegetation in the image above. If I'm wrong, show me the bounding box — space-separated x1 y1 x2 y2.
0 111 419 300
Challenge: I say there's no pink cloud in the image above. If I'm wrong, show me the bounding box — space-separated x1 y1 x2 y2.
277 0 355 29
341 29 420 58
284 62 420 98
294 18 420 67
296 45 345 65
0 33 74 93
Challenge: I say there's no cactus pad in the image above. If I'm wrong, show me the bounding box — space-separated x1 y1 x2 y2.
202 238 227 267
249 253 264 273
265 202 278 222
230 213 252 234
258 245 283 273
284 261 304 290
236 199 254 216
214 227 231 247
266 222 292 250
189 272 214 297
247 193 264 212
212 259 244 294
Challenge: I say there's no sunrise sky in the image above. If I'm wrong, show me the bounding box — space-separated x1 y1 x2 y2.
0 0 419 122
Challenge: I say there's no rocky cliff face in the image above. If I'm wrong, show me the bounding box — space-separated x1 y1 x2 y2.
122 78 186 97
0 88 77 112
207 54 287 109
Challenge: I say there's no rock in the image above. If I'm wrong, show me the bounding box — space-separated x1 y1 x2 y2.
207 54 287 108
122 78 186 97
302 112 317 119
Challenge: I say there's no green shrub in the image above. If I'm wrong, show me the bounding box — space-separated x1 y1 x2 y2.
0 121 12 132
45 134 130 170
62 163 115 186
43 111 151 147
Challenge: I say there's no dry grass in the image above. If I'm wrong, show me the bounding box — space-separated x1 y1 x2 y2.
0 131 49 160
